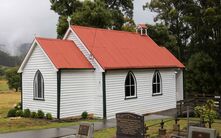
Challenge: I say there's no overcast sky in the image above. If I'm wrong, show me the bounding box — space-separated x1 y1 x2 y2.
0 0 155 55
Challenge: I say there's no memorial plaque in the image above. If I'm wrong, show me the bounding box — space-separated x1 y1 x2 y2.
116 112 145 138
192 131 210 138
188 126 217 138
76 123 94 138
78 124 90 136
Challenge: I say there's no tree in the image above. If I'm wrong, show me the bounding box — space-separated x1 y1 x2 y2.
144 0 192 62
194 99 218 128
50 0 134 38
71 0 112 28
5 67 20 92
185 52 217 94
121 17 136 32
50 0 82 16
144 0 221 95
146 23 177 57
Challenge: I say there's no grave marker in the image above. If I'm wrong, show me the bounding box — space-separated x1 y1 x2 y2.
188 126 217 138
76 123 94 138
116 112 146 138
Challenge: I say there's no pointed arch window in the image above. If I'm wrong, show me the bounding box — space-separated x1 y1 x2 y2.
152 70 162 95
125 71 137 99
33 70 44 100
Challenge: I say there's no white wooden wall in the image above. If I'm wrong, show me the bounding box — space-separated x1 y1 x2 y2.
176 70 183 101
22 44 57 117
60 70 103 118
105 69 178 119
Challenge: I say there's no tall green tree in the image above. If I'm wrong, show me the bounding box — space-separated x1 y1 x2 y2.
146 23 177 56
144 0 192 62
144 0 221 95
50 0 134 38
5 67 20 92
185 52 217 94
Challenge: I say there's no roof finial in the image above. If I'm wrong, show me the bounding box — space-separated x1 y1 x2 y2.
67 16 71 27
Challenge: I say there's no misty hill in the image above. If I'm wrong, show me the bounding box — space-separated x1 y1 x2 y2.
17 43 31 56
0 43 31 67
0 50 22 67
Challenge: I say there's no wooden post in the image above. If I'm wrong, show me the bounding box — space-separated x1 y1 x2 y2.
159 120 166 136
173 117 180 132
219 95 221 115
187 106 190 134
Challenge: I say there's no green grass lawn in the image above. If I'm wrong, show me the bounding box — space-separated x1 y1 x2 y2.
94 118 221 138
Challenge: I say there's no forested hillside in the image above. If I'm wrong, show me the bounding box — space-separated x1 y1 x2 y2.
0 50 21 67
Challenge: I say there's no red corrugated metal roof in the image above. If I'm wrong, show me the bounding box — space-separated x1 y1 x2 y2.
36 37 93 69
71 26 184 69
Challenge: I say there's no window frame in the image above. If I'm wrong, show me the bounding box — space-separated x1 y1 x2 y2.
33 70 45 101
124 71 137 100
152 70 162 96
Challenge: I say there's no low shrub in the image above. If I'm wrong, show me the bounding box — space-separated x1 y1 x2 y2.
37 110 45 119
23 109 31 118
46 113 53 120
81 111 88 119
31 111 38 118
7 108 17 117
14 102 22 110
15 110 23 117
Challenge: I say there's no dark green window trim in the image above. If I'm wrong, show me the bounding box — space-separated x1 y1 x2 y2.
20 73 23 110
57 70 61 119
102 72 107 119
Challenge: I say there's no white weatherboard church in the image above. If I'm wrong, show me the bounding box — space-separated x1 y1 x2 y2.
18 25 184 119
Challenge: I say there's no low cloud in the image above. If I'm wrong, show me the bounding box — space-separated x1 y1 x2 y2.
0 0 154 55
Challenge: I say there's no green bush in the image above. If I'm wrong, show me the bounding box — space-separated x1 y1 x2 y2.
23 109 31 118
37 110 45 119
31 111 38 118
46 113 53 120
15 110 23 117
81 111 88 119
14 102 22 110
7 108 17 117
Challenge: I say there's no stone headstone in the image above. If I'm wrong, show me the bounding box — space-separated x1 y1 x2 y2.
188 126 217 138
116 112 146 138
76 123 94 138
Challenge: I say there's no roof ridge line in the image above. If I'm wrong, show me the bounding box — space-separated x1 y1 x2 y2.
71 25 141 35
36 37 73 42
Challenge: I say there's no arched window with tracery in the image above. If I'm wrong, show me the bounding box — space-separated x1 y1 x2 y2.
33 70 44 100
125 71 137 99
152 70 162 95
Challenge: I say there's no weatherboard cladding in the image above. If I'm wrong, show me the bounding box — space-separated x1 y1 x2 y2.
105 69 177 119
60 70 97 118
22 45 57 117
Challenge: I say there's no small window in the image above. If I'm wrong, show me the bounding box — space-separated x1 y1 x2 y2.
33 70 44 100
125 71 137 99
152 70 162 95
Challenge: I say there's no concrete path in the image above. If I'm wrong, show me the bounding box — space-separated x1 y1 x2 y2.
0 115 173 138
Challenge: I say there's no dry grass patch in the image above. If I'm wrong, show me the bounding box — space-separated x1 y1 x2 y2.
0 92 20 118
0 80 9 91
